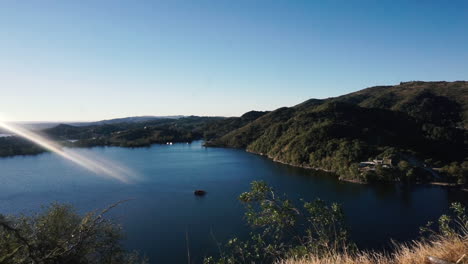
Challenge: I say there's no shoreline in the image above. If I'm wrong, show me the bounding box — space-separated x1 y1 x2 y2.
2 140 467 192
0 139 202 159
244 148 467 190
248 150 333 172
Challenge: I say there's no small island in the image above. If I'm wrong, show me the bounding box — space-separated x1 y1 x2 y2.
194 190 207 196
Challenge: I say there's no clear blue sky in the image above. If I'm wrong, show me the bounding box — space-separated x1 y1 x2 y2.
1 0 467 121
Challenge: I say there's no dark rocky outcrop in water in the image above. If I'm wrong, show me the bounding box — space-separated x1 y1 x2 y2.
194 190 207 196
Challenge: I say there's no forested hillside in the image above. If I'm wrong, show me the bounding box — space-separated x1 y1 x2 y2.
334 81 468 128
208 81 468 184
1 81 466 184
43 116 225 148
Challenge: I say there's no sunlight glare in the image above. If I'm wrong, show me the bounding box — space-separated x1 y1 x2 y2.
0 117 136 183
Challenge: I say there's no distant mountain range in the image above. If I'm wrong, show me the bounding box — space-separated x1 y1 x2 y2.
69 115 185 126
2 116 187 132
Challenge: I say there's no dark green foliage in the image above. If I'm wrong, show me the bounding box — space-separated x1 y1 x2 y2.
207 107 296 148
44 116 224 147
336 81 468 129
0 203 147 264
0 114 255 157
45 124 123 140
210 100 466 183
440 161 468 184
202 111 268 140
420 202 468 238
208 82 468 183
205 181 353 264
0 137 45 157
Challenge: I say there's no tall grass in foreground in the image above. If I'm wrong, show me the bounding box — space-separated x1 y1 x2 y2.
278 233 467 264
279 201 468 264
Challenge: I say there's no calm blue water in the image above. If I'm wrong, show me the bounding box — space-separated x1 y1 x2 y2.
0 141 465 263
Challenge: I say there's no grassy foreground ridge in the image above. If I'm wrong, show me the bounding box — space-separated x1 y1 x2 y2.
278 233 467 264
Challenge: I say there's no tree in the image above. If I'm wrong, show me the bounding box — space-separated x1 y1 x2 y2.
398 160 410 171
441 162 468 184
204 181 353 264
0 202 147 264
420 202 468 238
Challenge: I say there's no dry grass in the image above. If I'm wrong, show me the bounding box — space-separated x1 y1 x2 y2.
278 234 467 264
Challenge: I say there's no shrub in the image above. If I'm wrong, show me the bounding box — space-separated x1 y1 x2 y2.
0 202 147 264
204 181 353 264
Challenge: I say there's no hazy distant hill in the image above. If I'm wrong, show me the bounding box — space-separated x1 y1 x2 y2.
11 122 64 131
2 116 186 132
208 81 468 183
43 116 225 147
70 115 185 126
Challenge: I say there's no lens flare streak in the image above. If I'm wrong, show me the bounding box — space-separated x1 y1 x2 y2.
0 121 135 183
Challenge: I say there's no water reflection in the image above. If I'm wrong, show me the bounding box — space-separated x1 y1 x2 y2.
0 141 464 263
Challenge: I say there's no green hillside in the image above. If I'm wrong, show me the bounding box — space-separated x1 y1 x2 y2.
208 81 468 184
334 81 468 128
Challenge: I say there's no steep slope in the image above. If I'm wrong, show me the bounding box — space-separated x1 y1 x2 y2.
202 111 269 140
206 108 295 148
334 81 468 128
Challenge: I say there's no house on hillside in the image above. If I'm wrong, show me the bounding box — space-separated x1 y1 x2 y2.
359 158 394 171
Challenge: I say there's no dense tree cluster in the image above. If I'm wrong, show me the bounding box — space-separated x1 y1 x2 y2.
208 82 468 184
0 137 45 157
44 116 225 148
0 202 147 264
335 81 468 129
210 101 466 183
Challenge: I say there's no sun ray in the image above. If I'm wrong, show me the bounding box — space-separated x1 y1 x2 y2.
0 119 136 183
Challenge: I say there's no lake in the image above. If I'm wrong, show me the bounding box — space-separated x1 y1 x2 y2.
0 141 465 263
